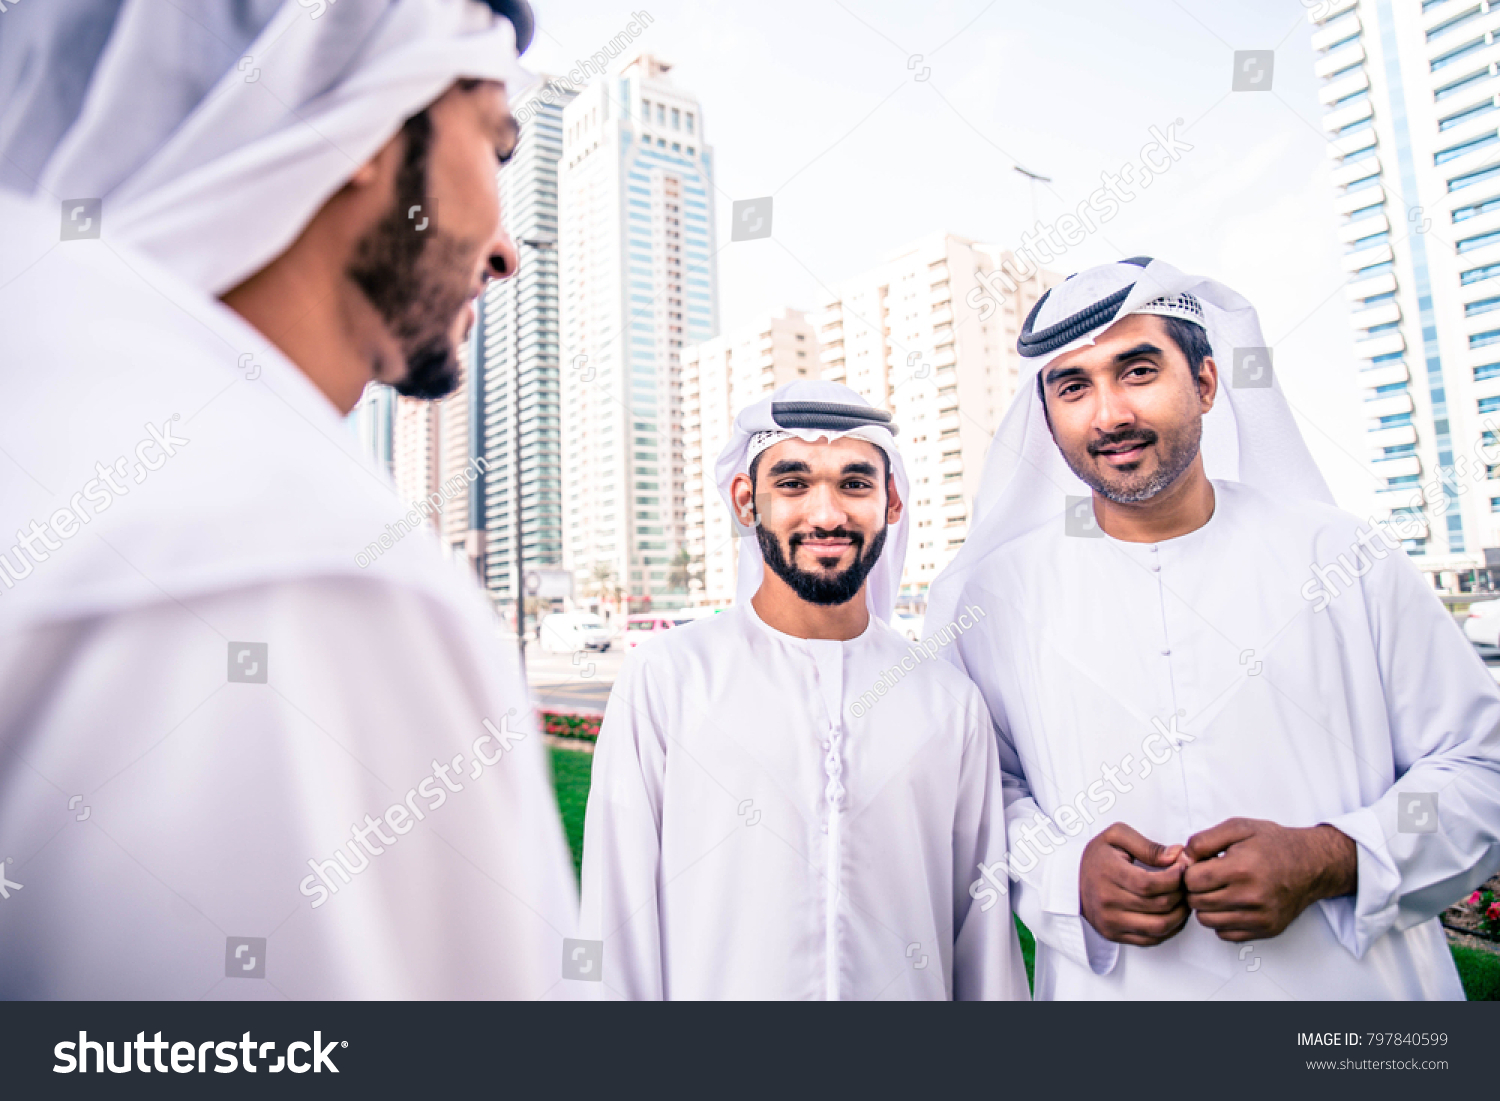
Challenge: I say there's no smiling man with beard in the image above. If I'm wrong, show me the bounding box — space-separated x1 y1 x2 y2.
926 257 1500 1000
578 380 1029 1000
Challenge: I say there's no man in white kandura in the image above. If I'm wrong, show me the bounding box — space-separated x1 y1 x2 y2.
0 0 577 998
579 380 1029 1000
926 256 1500 1000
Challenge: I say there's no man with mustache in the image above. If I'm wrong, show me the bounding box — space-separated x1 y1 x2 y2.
0 0 577 998
578 380 1028 999
926 257 1500 999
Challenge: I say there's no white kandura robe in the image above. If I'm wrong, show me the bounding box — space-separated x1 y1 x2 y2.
0 193 577 999
578 602 1030 1000
944 479 1500 1000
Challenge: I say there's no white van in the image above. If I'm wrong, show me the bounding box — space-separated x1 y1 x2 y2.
538 612 613 654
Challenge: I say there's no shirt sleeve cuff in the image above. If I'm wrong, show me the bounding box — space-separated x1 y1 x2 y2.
1080 917 1121 974
1038 830 1120 976
1316 808 1401 959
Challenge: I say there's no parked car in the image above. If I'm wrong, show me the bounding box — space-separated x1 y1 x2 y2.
538 612 613 654
891 611 924 642
623 612 697 649
1464 598 1500 651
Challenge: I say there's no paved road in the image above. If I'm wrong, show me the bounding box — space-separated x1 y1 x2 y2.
523 645 626 714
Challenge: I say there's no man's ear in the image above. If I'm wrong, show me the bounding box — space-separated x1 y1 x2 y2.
886 475 904 525
1196 355 1218 414
345 127 405 191
730 471 757 528
348 158 381 188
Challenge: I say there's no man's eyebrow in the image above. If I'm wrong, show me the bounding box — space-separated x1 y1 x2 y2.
1043 364 1086 387
1043 343 1166 386
1111 341 1165 365
841 461 879 477
767 459 812 476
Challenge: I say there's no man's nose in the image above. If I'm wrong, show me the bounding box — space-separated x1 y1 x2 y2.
804 484 848 528
487 230 520 282
1092 382 1135 433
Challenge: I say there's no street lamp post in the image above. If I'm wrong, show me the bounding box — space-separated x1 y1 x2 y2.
512 236 556 668
1012 163 1051 230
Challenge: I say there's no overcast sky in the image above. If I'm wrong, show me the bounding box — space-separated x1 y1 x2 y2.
524 0 1377 514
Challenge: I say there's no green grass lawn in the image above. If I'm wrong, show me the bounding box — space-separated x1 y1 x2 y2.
549 746 592 878
1453 944 1500 1000
547 746 1493 1000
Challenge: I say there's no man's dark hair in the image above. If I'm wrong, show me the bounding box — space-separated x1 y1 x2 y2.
1161 315 1213 374
1035 316 1213 408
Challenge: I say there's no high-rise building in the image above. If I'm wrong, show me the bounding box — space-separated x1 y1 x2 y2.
437 341 477 569
392 395 441 512
1308 0 1500 584
559 53 720 612
467 77 576 611
816 231 1056 604
682 308 818 605
350 382 396 476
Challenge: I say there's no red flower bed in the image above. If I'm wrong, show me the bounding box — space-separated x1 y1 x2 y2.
540 709 602 742
1467 888 1500 938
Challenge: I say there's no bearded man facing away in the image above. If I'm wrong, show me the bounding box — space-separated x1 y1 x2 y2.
0 0 576 998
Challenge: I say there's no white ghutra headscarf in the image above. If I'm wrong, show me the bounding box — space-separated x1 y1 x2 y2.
0 0 535 296
714 380 912 622
0 0 536 630
925 256 1334 632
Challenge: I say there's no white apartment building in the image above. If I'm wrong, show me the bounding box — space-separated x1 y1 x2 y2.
682 308 818 605
559 53 720 611
391 395 441 515
1310 0 1500 585
437 341 477 571
815 232 1055 604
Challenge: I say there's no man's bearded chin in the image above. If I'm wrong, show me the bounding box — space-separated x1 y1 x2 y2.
394 338 461 400
345 195 473 402
756 521 889 606
1062 415 1203 504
